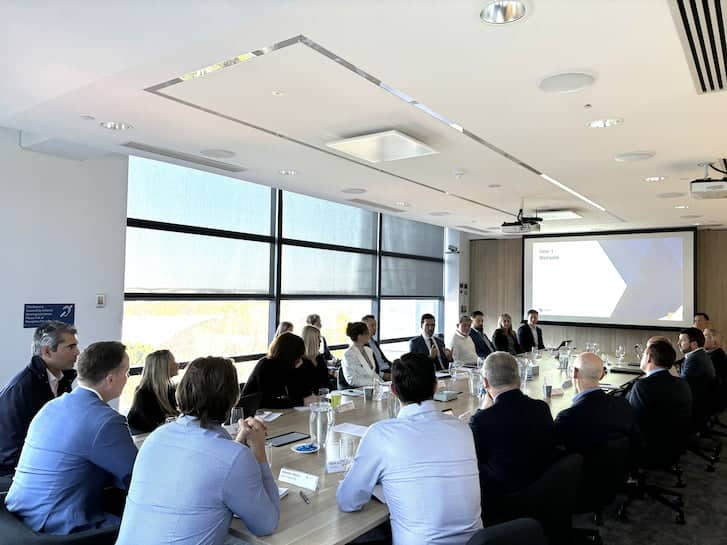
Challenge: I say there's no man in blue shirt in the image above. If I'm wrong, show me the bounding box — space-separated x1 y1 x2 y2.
5 341 137 534
0 321 79 478
337 353 482 545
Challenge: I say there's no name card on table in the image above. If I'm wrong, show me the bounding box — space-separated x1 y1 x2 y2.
337 401 356 413
279 468 319 491
325 459 349 474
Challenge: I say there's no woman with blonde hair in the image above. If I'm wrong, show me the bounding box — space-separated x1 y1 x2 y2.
273 321 294 338
301 324 333 390
492 313 522 355
127 349 179 433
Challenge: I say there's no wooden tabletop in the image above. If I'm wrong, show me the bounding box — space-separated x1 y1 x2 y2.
228 355 638 545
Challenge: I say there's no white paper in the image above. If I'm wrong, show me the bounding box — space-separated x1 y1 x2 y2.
293 406 311 412
331 423 369 437
264 412 283 422
435 371 451 378
278 487 289 498
279 467 319 491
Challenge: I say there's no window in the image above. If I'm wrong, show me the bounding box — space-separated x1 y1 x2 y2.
382 215 444 258
278 299 373 347
379 299 442 340
381 256 443 297
128 156 271 235
283 191 376 248
122 300 270 367
281 246 375 296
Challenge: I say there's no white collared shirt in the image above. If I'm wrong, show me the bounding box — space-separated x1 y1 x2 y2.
77 384 104 402
46 368 61 397
337 400 482 545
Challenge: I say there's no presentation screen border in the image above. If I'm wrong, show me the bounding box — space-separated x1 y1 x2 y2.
521 227 697 331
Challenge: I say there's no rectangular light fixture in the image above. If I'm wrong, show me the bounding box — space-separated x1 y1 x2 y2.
326 130 437 163
537 209 583 221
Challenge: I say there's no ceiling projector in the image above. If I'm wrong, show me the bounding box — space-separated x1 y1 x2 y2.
690 161 727 199
501 209 542 234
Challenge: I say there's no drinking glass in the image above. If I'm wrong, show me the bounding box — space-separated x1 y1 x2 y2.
616 345 625 362
387 395 401 419
468 369 482 398
229 407 244 434
318 388 330 398
592 343 600 355
309 401 333 448
265 441 273 468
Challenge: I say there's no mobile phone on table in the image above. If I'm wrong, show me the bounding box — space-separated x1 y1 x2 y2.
268 432 310 447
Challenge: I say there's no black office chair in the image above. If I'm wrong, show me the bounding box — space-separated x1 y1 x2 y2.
485 453 583 545
686 376 722 472
0 500 119 545
466 518 546 545
0 475 12 494
336 368 352 390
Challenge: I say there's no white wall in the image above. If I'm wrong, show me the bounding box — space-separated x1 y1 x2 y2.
443 228 469 343
0 127 128 386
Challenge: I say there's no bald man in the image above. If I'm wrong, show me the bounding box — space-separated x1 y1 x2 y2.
554 353 639 454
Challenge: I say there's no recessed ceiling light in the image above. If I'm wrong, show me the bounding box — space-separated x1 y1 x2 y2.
538 72 596 94
488 183 502 188
271 90 284 97
480 1 527 24
80 114 95 121
341 187 366 194
279 169 296 176
326 130 436 163
200 149 235 159
429 211 450 216
588 118 623 129
657 192 686 199
680 214 702 219
396 201 411 207
644 176 666 182
537 209 583 221
99 121 132 131
674 205 688 209
614 151 655 162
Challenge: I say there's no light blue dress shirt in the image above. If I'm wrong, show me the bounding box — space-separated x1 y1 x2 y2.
337 400 482 545
115 415 280 545
5 387 137 534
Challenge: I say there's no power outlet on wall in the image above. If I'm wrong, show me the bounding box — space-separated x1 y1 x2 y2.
96 294 106 308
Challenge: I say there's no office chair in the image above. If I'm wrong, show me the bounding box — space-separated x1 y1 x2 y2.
686 376 722 472
336 368 352 390
484 453 583 545
0 500 119 545
466 518 546 545
0 475 12 494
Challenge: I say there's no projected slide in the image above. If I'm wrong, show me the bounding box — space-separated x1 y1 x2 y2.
523 231 694 328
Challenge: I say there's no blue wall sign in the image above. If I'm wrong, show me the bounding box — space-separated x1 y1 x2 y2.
23 304 75 328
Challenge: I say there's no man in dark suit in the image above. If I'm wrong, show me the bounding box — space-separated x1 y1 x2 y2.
469 310 496 358
469 351 554 504
693 312 710 331
516 309 545 353
361 314 391 380
678 327 716 380
627 339 692 464
555 352 639 454
408 313 451 371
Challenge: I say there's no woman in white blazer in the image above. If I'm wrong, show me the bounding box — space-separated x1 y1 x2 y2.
341 322 378 387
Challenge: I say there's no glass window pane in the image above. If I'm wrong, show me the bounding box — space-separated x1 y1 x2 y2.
127 156 272 235
122 300 270 367
381 257 443 297
278 299 373 347
282 192 376 248
379 299 442 340
281 246 375 296
125 228 270 294
382 215 444 258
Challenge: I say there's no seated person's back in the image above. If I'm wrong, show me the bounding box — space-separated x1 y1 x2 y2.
555 352 639 454
116 357 280 545
469 351 554 502
627 339 692 465
126 349 179 433
0 321 79 476
337 353 482 545
5 341 137 535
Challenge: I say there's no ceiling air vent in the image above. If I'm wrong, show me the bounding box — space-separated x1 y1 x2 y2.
122 142 246 172
670 0 727 93
346 198 405 213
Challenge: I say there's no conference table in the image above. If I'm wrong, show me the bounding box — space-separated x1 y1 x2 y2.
220 354 640 545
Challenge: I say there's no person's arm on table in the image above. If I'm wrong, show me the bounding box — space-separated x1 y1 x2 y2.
226 417 280 535
337 429 383 512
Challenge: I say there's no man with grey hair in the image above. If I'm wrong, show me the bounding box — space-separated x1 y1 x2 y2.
0 321 79 477
450 315 478 365
554 353 638 454
469 351 554 508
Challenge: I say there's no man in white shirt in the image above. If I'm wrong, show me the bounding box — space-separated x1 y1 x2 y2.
450 315 478 365
337 352 482 545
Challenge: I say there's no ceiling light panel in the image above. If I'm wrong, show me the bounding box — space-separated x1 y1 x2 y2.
326 130 437 163
537 209 583 220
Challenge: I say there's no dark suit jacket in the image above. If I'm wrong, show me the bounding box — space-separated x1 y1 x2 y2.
627 369 692 466
681 348 716 380
469 389 555 502
408 335 448 371
367 338 391 374
127 383 177 433
469 328 495 358
554 389 639 455
492 329 522 355
709 347 727 380
516 324 545 353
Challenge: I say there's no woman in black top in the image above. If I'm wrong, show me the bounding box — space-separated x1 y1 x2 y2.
242 333 318 409
127 349 179 433
301 324 334 390
492 313 522 355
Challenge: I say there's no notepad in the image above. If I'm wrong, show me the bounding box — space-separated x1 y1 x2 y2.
331 423 369 437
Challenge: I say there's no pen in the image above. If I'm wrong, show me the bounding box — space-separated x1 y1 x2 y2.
299 491 311 504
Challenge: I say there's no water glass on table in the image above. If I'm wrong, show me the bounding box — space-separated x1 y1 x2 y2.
229 407 244 434
309 401 333 448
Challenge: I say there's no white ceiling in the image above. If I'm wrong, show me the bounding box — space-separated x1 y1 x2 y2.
2 0 726 236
